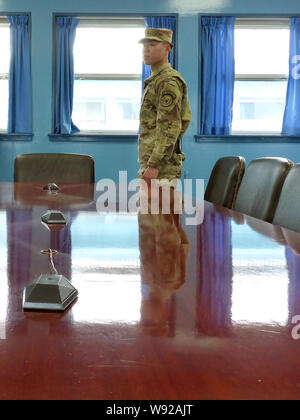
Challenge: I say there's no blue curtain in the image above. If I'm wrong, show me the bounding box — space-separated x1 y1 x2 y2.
141 17 176 88
7 16 32 134
200 17 235 135
282 18 300 135
55 17 79 134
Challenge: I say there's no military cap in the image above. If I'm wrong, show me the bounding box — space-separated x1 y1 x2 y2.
139 28 173 47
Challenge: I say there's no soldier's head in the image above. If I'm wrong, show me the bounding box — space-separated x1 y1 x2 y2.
139 28 173 70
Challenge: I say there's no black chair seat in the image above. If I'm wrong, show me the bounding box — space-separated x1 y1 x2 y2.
234 157 293 223
204 156 245 209
273 164 300 233
14 153 95 184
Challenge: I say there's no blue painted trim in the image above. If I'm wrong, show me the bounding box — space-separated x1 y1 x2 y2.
195 135 300 143
198 13 300 17
49 134 138 142
52 12 179 18
0 12 31 16
0 134 33 141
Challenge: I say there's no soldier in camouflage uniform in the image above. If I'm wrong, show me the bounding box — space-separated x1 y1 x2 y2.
138 28 191 184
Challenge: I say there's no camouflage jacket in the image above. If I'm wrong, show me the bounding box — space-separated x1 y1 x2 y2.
138 63 191 180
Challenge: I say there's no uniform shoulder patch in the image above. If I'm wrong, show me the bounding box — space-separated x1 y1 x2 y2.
160 91 177 108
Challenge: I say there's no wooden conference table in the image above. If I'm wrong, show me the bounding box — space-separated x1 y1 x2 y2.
0 182 300 400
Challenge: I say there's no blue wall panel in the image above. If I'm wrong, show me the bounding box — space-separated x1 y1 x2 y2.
1 0 300 184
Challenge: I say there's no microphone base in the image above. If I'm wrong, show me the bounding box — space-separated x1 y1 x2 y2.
23 274 78 311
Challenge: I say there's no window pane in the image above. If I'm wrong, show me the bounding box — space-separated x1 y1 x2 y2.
73 79 141 131
235 28 289 75
72 100 105 130
117 101 140 120
0 26 10 73
232 80 287 133
0 80 8 131
74 27 145 74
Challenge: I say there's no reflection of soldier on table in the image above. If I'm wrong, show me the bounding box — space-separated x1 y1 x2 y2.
138 213 190 336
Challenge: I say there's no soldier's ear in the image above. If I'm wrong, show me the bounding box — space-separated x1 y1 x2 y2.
163 42 172 54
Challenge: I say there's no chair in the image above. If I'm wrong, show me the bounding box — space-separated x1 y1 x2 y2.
204 156 245 209
234 157 293 223
14 153 95 183
273 164 300 233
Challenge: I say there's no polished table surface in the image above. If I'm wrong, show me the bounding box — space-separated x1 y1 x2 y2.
1 182 300 400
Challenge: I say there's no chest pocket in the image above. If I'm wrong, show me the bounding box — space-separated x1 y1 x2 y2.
141 84 157 111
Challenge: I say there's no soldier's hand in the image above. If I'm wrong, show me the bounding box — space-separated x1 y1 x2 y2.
143 166 159 183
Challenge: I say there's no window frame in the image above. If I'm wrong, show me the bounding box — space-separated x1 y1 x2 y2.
50 14 178 141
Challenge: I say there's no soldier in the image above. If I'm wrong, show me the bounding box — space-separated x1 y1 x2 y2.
138 28 191 189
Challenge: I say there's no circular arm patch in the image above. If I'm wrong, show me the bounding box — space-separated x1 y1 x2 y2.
160 91 176 108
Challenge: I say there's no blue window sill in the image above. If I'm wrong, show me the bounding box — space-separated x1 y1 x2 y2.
49 134 138 142
195 135 300 143
0 133 33 141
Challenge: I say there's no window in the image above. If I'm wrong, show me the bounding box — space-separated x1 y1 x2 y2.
232 18 290 134
72 98 106 131
117 99 140 120
0 18 9 132
72 18 145 134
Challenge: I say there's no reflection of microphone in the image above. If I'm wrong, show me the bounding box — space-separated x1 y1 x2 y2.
41 248 58 275
43 183 59 192
14 182 94 208
41 210 67 225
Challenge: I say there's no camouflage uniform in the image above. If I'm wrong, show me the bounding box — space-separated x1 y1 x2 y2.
138 62 191 181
